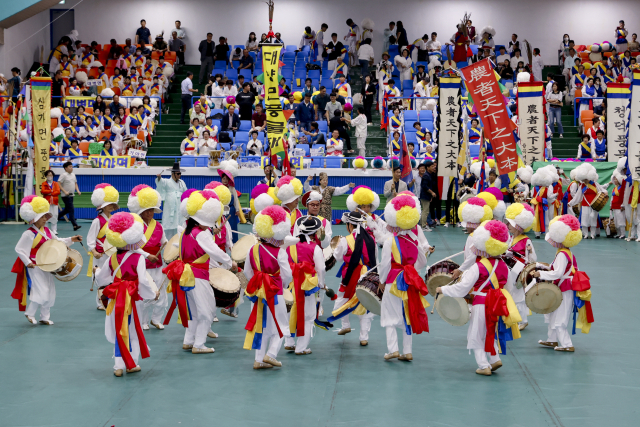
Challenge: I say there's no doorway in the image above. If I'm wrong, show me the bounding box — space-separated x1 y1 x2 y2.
50 9 74 50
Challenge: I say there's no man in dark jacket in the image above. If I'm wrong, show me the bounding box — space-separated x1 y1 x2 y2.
420 161 437 230
198 33 215 84
221 105 240 134
296 93 315 131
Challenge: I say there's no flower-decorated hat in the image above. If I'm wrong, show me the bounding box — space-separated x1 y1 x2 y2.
204 181 232 206
531 167 554 188
384 192 421 230
346 185 379 212
91 183 120 210
372 156 385 170
20 196 51 224
505 202 535 233
471 220 510 257
179 188 198 220
479 188 506 220
274 176 303 204
470 161 490 178
253 205 292 244
458 196 493 228
547 214 582 248
127 184 162 214
185 189 222 228
106 212 146 250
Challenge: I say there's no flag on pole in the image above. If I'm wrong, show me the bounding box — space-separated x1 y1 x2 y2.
399 133 413 186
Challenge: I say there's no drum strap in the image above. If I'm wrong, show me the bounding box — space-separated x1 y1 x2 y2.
472 259 499 296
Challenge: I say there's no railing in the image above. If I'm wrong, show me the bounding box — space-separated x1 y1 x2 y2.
573 97 605 126
52 95 163 124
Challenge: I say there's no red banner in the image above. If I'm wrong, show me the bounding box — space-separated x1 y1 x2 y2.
460 59 519 173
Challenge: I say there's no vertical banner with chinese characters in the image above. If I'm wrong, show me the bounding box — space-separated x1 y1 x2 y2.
627 74 640 180
460 59 519 174
517 82 545 165
607 83 631 162
30 77 52 196
436 76 462 177
262 44 287 161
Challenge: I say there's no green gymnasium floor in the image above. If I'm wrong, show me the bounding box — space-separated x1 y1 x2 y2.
0 220 638 427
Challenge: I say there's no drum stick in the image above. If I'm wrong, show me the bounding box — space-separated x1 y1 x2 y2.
431 251 464 265
431 293 438 314
230 229 252 237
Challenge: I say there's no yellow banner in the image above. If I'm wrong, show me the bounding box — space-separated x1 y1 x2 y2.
262 45 287 159
31 77 52 196
261 156 303 169
89 155 131 168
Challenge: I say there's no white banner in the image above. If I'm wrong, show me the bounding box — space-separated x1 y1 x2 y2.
127 148 147 158
628 75 640 180
437 77 462 178
517 83 545 165
607 83 631 162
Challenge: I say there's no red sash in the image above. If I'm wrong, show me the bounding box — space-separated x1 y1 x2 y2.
245 271 284 339
290 261 316 336
162 260 208 328
391 261 430 334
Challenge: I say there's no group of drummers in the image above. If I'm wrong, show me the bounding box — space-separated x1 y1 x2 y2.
12 162 595 377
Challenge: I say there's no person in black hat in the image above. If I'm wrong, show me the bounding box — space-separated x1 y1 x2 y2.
327 211 377 345
283 216 327 354
155 162 187 239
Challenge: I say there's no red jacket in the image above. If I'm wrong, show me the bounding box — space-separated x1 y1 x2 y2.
41 181 60 205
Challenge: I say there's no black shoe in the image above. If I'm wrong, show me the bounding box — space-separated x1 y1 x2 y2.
535 235 541 239
73 225 82 231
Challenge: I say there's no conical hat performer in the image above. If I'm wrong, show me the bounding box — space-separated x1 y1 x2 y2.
127 184 167 330
12 196 82 325
94 212 159 377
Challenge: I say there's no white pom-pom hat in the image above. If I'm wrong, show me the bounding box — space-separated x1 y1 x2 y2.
19 196 51 224
574 162 598 182
517 72 531 83
130 98 143 108
106 212 146 250
91 183 120 210
127 184 162 215
75 71 88 84
531 167 553 187
100 88 115 98
517 165 533 184
479 26 496 37
50 108 62 119
543 164 559 182
275 176 303 204
617 157 627 173
185 189 223 228
470 161 490 178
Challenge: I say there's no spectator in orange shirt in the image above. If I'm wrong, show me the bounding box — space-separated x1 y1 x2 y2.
40 170 61 233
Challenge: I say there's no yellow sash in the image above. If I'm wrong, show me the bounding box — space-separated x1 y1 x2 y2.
166 231 209 292
68 147 81 156
332 233 367 317
580 141 591 153
478 258 521 343
143 219 157 245
242 245 271 349
86 220 109 276
390 116 402 128
510 234 527 248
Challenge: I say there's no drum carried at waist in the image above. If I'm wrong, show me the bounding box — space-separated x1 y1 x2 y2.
231 234 258 269
35 240 84 282
162 234 180 264
323 236 341 271
209 268 241 309
355 271 384 316
435 294 470 327
425 260 460 297
590 192 609 212
519 262 562 314
283 287 294 312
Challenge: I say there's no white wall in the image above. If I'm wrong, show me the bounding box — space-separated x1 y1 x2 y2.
7 0 640 70
0 9 50 77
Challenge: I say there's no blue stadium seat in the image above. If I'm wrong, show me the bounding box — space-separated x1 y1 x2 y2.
285 45 297 52
402 80 413 91
321 78 332 89
226 69 238 81
404 110 419 121
239 69 252 80
210 120 221 130
283 51 295 60
249 52 257 62
210 109 224 117
402 89 413 98
441 45 454 56
321 61 329 70
405 121 417 130
389 45 399 58
196 155 209 167
219 143 231 151
180 156 196 167
211 68 225 77
308 69 320 80
298 144 310 156
311 78 320 88
215 60 227 70
419 110 433 121
424 122 434 133
311 144 325 167
325 158 342 168
232 60 240 70
317 121 328 133
239 120 251 131
469 45 479 55
468 144 480 158
234 131 249 141
281 68 293 80
294 68 306 80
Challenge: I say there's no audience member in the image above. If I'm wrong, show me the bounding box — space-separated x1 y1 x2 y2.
236 83 256 121
215 37 230 64
251 104 266 132
135 19 151 46
238 49 254 71
169 31 186 66
181 71 198 125
222 105 240 133
198 33 215 84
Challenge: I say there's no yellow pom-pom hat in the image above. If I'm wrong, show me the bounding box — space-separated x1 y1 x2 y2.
346 185 380 212
204 181 232 206
185 189 223 228
274 176 303 204
384 192 421 230
253 205 291 243
547 215 582 248
505 203 535 233
470 220 510 257
127 184 162 214
106 212 146 250
459 197 493 228
19 196 52 224
91 183 120 210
